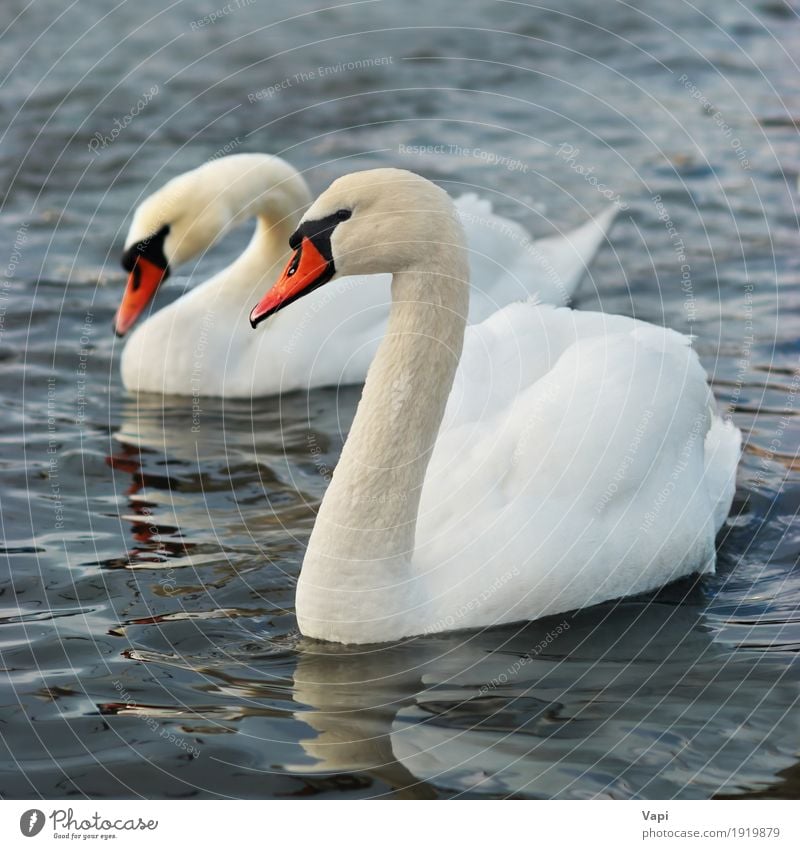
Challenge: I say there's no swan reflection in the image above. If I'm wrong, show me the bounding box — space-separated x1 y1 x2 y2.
286 599 757 798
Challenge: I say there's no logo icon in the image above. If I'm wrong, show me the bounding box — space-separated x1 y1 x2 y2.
20 810 45 837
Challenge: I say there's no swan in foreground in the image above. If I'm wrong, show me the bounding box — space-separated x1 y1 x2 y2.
249 169 741 645
115 154 616 396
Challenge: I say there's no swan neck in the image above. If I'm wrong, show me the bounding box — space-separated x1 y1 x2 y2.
248 212 299 267
306 262 469 568
215 186 308 294
192 158 310 289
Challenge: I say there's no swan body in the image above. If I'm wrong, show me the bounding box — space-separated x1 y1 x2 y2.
250 168 741 645
116 154 616 396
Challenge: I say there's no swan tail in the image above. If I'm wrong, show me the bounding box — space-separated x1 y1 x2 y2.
531 204 618 303
703 412 741 535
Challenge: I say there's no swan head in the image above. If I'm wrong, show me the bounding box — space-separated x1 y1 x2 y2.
249 168 464 326
114 154 310 336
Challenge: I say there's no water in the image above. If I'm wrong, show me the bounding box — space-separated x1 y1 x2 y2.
1 0 800 798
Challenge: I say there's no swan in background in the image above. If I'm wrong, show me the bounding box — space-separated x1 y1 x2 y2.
115 153 617 397
250 169 741 645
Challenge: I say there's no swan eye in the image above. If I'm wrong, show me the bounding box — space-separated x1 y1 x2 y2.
336 209 352 221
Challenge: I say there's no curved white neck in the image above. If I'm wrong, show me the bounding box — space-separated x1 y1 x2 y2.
214 166 311 295
297 240 470 639
227 211 300 291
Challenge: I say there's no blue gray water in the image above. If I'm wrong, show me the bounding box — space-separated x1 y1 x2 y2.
1 0 799 798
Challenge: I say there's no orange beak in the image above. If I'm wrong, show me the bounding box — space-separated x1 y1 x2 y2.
250 236 334 327
113 256 168 336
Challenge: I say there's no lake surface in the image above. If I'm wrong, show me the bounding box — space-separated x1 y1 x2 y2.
1 0 800 798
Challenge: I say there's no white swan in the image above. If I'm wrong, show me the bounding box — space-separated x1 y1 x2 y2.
250 168 741 645
115 153 616 397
